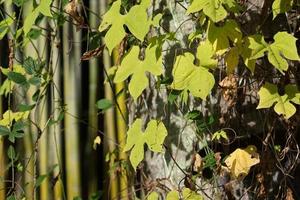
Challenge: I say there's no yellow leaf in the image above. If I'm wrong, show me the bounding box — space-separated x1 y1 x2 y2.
93 136 101 150
225 145 260 178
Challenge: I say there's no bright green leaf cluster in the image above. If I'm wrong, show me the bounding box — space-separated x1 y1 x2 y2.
171 53 215 99
186 0 238 22
0 15 15 40
98 0 162 54
212 130 228 141
257 83 300 119
207 20 242 54
23 0 53 35
272 0 293 19
248 32 299 73
124 119 167 170
114 46 162 100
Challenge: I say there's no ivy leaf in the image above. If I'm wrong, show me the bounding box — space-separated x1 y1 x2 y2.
123 119 167 170
249 32 300 73
182 188 204 200
114 46 162 100
171 53 215 99
257 83 300 119
212 130 228 141
147 192 159 200
238 38 256 73
207 20 242 54
96 99 113 111
225 146 260 178
272 0 293 19
7 72 27 85
99 0 162 54
196 41 218 69
23 0 52 35
225 46 239 73
166 191 179 200
186 0 227 22
0 15 15 40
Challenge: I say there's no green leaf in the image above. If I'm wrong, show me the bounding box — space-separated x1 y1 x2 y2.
96 99 113 111
272 0 293 19
196 41 218 69
225 47 239 73
0 126 10 136
98 0 161 54
35 174 48 188
7 145 16 159
257 83 300 119
27 28 42 39
147 192 159 200
114 46 162 100
212 130 228 141
166 191 179 200
238 37 256 73
171 53 215 99
207 20 242 54
124 119 167 170
23 9 40 36
187 0 227 22
23 0 52 35
7 71 27 84
167 90 181 104
249 32 299 73
186 110 202 120
182 188 204 200
0 15 14 40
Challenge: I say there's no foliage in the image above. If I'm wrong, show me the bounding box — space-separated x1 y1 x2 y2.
123 119 167 170
0 0 299 199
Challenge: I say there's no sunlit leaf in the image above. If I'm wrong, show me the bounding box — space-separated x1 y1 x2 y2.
182 188 204 200
257 82 300 119
207 20 242 54
225 145 260 178
171 53 215 99
166 191 179 200
147 192 159 200
212 130 228 141
124 119 167 170
225 47 239 73
196 41 218 69
272 0 293 19
114 46 162 100
248 32 299 73
98 0 161 54
93 136 101 150
23 0 52 35
186 0 234 22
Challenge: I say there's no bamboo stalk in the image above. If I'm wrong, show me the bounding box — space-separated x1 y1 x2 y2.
21 1 38 198
115 81 128 200
100 0 119 198
87 0 100 196
63 17 82 200
37 17 50 200
49 1 63 199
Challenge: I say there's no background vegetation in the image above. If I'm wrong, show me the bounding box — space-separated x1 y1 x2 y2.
0 0 299 199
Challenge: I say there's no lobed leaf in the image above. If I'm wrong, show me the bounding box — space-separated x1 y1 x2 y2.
171 53 215 100
114 46 162 100
123 119 167 170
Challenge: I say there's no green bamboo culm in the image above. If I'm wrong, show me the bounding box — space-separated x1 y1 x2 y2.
87 0 100 196
63 12 82 200
49 0 64 199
